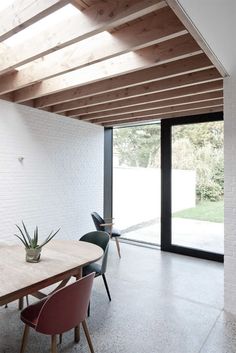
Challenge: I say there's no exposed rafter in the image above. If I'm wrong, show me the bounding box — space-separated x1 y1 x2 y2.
35 68 222 115
69 91 223 119
71 0 88 11
13 34 202 102
102 106 223 126
0 0 70 42
62 81 223 117
0 7 187 95
0 0 224 126
50 55 215 113
36 53 213 109
96 100 223 124
0 0 166 74
80 99 223 123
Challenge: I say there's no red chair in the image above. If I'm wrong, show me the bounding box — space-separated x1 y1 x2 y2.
20 273 95 353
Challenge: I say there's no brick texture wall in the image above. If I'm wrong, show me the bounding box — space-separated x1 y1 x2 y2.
0 99 104 243
224 75 236 314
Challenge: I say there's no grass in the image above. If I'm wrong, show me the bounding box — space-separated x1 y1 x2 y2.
173 200 224 223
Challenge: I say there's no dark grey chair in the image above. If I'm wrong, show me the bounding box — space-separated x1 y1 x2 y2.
91 212 121 258
80 231 111 305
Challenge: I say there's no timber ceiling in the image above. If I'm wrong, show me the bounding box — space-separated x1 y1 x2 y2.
0 0 225 126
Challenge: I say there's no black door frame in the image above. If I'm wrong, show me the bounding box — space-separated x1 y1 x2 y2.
104 127 113 220
105 112 224 262
161 112 224 262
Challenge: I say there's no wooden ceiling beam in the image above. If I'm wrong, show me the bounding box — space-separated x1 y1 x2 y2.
20 100 34 107
50 53 214 113
14 34 202 103
70 0 88 11
38 68 222 115
102 106 223 126
69 91 223 119
0 92 14 102
0 0 70 42
83 100 224 123
0 0 166 74
92 99 223 124
62 83 223 116
0 7 187 95
80 68 221 106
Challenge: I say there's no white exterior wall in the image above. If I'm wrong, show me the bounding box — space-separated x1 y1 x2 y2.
177 0 236 314
224 76 236 313
113 167 195 230
0 99 104 243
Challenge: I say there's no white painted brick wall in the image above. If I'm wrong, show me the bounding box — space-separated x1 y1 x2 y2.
0 99 104 243
224 75 236 314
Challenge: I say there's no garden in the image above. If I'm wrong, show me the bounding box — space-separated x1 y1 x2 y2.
114 121 224 224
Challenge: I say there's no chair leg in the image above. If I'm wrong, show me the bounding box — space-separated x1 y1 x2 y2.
82 320 95 353
114 237 121 258
74 325 80 343
20 325 30 353
102 274 111 301
26 295 29 307
87 301 90 317
59 334 62 344
51 335 57 353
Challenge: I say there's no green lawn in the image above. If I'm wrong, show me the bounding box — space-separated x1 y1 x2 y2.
173 200 224 223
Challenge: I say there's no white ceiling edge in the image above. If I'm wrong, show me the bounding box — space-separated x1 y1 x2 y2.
175 0 235 74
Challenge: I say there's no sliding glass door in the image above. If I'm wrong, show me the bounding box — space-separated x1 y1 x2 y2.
161 113 224 261
112 124 161 245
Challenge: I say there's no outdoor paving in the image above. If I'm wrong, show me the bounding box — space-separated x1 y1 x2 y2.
122 218 224 254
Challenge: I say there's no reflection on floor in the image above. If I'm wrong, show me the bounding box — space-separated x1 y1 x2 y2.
122 218 224 253
0 242 232 353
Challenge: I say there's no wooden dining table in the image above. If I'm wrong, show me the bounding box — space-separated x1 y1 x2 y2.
0 239 103 307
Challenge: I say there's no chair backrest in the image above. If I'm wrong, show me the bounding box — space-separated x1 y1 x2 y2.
35 273 95 335
80 231 110 274
91 212 105 231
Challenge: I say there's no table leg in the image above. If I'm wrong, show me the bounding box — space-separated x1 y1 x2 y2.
75 267 82 280
74 325 80 343
18 297 24 310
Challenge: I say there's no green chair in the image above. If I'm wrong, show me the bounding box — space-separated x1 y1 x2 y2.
91 212 121 258
80 231 111 304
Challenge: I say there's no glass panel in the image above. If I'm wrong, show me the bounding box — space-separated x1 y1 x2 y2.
171 121 224 254
113 124 160 245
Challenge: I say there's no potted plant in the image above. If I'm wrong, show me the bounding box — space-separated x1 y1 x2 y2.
14 221 60 263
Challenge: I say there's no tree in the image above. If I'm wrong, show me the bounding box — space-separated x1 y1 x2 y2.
113 121 224 201
113 124 160 168
172 122 224 201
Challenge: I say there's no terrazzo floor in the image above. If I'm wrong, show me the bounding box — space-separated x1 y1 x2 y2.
0 241 235 353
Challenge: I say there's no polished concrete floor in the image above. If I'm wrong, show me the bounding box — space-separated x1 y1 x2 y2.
0 242 234 353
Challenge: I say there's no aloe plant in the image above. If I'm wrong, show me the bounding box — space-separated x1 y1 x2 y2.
14 221 60 249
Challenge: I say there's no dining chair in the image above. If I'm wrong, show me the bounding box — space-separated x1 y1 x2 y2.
20 273 95 353
80 231 111 306
91 212 121 258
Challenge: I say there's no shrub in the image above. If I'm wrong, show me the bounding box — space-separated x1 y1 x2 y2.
196 182 223 202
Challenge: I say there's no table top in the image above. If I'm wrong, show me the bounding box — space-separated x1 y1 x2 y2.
0 240 103 305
